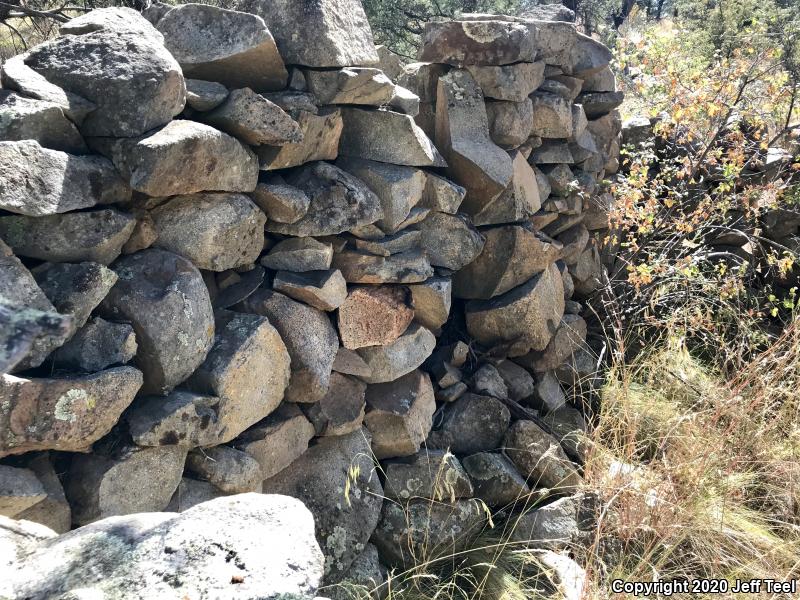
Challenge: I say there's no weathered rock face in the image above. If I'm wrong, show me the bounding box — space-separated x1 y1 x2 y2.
238 287 338 403
187 310 291 443
0 92 86 154
235 0 379 67
267 162 383 236
0 6 618 581
98 249 215 395
23 29 185 137
156 3 287 91
0 209 135 265
420 20 536 66
151 193 266 271
102 120 259 197
6 495 325 599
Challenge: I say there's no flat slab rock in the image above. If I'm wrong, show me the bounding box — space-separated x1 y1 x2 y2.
4 494 324 600
0 366 143 458
419 20 537 66
0 140 130 217
102 120 259 197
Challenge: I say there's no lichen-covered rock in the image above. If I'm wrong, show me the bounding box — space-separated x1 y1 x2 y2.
258 108 343 170
151 193 265 271
234 403 315 480
338 285 414 350
305 67 395 106
203 87 302 145
372 498 486 567
261 238 333 272
102 120 258 197
384 450 473 501
50 316 134 376
462 452 530 507
0 55 95 125
0 140 130 217
417 212 485 271
466 61 545 102
364 369 435 459
238 287 338 403
98 249 214 395
235 0 379 68
7 494 325 600
304 372 366 437
267 162 383 237
157 3 287 91
332 249 433 284
0 91 86 153
32 261 118 332
0 366 142 457
263 429 383 580
24 29 185 137
128 390 222 448
273 269 348 312
336 157 426 233
429 393 510 454
0 241 71 371
186 310 290 442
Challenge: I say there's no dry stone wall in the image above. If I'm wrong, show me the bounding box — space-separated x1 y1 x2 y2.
0 1 621 595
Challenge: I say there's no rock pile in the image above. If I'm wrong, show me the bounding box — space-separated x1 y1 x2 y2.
0 1 619 596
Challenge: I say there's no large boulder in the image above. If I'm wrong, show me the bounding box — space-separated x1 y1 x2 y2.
238 287 338 404
435 69 513 210
266 162 383 237
0 367 142 457
98 249 215 395
151 193 266 271
186 310 291 443
234 0 379 67
0 91 86 153
465 263 565 356
101 120 259 197
23 29 185 137
263 429 383 581
419 20 536 66
0 209 135 265
156 3 287 91
6 494 324 599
